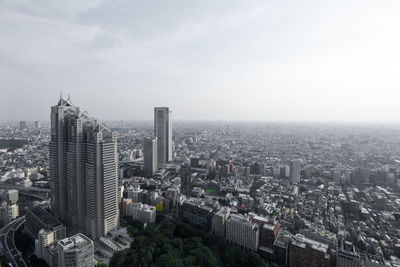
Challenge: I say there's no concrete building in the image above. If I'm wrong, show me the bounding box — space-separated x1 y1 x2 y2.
249 213 280 260
128 202 156 224
300 225 337 250
126 185 142 203
35 121 42 129
226 214 260 251
19 120 27 131
6 189 18 204
143 137 157 176
50 97 119 240
0 202 19 224
337 240 361 267
274 231 291 267
122 198 132 217
26 207 66 241
181 198 215 232
180 162 191 197
35 229 59 267
212 207 230 238
290 160 301 183
289 234 330 267
154 107 172 164
57 233 94 267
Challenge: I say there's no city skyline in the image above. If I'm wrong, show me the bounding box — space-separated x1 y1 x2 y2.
2 1 400 122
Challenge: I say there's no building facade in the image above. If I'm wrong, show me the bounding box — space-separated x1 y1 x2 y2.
26 207 66 241
128 202 156 223
57 233 94 267
154 107 172 164
212 207 230 238
35 229 59 267
143 137 157 175
226 214 260 251
180 162 191 197
289 234 330 267
50 97 119 240
290 160 301 183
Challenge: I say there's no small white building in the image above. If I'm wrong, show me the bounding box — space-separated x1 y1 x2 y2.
128 202 156 224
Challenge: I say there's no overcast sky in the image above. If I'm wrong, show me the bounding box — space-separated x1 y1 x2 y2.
1 0 400 122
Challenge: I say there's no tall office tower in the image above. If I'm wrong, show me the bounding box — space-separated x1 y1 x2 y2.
57 233 94 267
154 107 172 164
180 162 191 196
19 120 27 131
34 121 42 129
143 137 157 175
50 97 119 240
290 160 301 183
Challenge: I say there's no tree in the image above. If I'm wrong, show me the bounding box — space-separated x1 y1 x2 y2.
190 246 217 267
155 253 184 267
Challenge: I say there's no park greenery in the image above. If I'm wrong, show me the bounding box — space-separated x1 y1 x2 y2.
110 218 268 267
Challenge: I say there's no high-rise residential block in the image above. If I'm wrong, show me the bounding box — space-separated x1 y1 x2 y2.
50 97 119 240
143 137 157 175
154 107 172 164
290 160 301 183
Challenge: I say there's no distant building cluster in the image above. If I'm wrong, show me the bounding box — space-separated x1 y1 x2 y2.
3 96 400 266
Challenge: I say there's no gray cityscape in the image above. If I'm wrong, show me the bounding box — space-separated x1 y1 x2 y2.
1 1 400 267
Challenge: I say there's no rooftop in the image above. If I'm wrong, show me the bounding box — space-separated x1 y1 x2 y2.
58 233 93 251
29 207 63 228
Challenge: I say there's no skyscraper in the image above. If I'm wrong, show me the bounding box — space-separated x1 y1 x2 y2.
154 107 172 164
19 120 27 131
180 162 191 196
143 137 157 175
50 97 119 240
290 160 301 183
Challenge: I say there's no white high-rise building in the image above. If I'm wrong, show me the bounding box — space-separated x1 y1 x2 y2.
290 160 301 183
154 107 172 164
143 137 157 175
50 97 119 240
58 233 94 267
226 213 260 251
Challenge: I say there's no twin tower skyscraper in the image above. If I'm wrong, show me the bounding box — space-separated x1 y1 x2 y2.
49 98 172 240
50 97 119 240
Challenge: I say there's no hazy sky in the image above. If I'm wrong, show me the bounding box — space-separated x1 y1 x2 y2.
1 0 400 122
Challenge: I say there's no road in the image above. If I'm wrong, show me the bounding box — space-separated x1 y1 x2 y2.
0 216 27 267
0 183 50 193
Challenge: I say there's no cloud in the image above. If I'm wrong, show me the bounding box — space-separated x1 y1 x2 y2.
1 0 400 122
